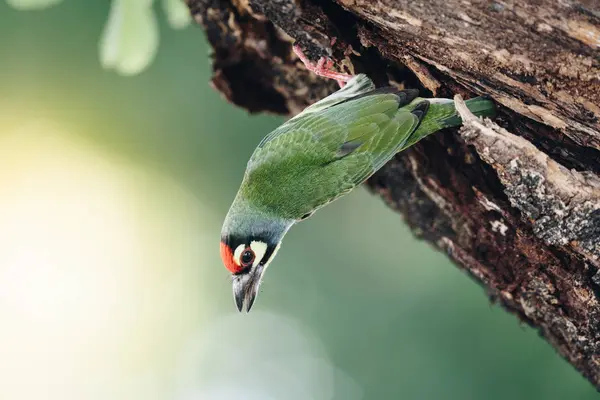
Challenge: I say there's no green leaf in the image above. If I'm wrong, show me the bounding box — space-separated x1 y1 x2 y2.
162 0 191 29
5 0 63 10
99 0 159 76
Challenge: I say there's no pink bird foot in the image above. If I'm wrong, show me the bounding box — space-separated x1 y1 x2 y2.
292 44 353 88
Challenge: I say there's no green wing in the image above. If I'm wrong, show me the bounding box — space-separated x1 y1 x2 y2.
242 77 426 220
255 74 375 149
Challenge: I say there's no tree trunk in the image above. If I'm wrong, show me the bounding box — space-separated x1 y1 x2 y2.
186 0 600 388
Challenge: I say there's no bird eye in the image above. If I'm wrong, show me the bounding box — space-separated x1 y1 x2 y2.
240 248 255 267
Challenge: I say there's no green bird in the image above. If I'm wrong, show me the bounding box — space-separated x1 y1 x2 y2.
221 47 495 312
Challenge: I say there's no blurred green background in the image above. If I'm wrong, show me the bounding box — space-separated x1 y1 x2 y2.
0 1 596 399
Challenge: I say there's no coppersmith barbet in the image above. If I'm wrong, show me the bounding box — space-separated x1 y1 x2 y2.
220 45 495 312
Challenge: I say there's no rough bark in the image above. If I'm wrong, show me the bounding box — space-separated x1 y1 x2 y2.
186 0 600 388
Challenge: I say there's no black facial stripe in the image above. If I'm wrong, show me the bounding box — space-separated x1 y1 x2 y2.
223 232 277 248
221 234 245 250
260 243 277 266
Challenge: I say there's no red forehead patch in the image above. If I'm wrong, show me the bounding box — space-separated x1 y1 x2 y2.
220 241 242 274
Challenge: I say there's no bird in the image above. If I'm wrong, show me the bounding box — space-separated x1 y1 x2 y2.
220 44 496 312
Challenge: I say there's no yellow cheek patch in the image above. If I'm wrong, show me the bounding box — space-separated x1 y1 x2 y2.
262 242 281 271
249 240 268 268
233 244 245 266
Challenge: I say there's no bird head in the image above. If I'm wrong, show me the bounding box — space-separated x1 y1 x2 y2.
220 205 293 312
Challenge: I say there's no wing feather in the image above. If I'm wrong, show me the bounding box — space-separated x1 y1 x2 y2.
292 74 375 116
242 81 425 219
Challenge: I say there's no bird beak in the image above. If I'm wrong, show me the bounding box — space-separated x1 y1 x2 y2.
232 264 264 312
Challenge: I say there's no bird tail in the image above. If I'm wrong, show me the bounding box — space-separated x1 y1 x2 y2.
399 96 496 151
437 96 496 128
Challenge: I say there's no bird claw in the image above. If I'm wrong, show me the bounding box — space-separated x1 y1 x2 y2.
292 44 352 88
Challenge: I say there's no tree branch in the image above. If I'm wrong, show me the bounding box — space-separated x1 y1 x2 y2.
186 0 600 388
